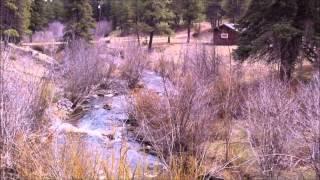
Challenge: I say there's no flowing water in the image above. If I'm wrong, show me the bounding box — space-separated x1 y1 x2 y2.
52 70 169 178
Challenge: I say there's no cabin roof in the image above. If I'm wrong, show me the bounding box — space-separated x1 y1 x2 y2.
214 23 239 32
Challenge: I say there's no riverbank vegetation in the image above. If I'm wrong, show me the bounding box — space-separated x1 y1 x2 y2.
1 0 320 179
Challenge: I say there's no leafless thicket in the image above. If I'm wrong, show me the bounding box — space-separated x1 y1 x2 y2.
155 45 221 85
132 46 233 177
242 76 320 179
134 77 219 176
120 45 148 89
0 49 50 172
181 45 244 164
30 22 65 55
93 21 112 39
181 45 220 84
243 79 298 179
31 21 65 42
61 40 115 104
292 76 320 179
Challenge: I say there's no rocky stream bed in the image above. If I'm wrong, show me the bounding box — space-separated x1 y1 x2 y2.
51 70 170 178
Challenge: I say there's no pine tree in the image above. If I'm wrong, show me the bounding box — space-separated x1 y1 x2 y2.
223 0 249 23
110 0 131 33
205 0 225 44
130 0 146 44
140 0 173 50
30 0 48 33
1 0 19 41
180 0 204 43
0 0 31 42
166 0 184 44
90 0 100 20
45 0 65 22
235 0 320 80
97 0 114 23
16 0 32 37
64 0 96 41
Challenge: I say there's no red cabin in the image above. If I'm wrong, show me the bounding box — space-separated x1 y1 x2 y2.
213 23 239 46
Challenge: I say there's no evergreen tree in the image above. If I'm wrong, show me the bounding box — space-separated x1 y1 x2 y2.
223 0 249 23
180 0 204 43
205 0 225 44
130 0 146 44
45 0 65 22
140 0 173 49
16 0 32 37
0 0 31 42
109 0 131 33
235 0 320 80
1 0 19 41
90 0 100 20
97 0 114 22
171 0 183 27
30 0 48 33
166 0 184 44
64 0 95 41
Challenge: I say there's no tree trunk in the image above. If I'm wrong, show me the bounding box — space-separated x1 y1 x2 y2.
168 36 171 44
136 30 140 45
279 59 292 81
278 37 300 81
187 20 191 43
29 34 33 43
148 31 154 50
211 18 217 45
112 18 117 31
317 47 320 78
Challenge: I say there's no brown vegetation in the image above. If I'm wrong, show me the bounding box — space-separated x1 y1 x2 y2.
61 40 115 104
1 38 320 179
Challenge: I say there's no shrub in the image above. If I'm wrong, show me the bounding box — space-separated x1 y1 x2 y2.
132 46 225 177
242 78 298 179
292 76 320 178
93 21 112 38
0 50 51 170
61 40 115 104
120 45 148 89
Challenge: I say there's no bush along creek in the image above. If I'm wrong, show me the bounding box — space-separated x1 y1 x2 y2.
51 70 171 178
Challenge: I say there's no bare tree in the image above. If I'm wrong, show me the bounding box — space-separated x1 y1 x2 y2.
181 45 220 85
243 78 299 179
134 76 218 170
120 45 147 89
93 21 112 39
61 40 114 104
291 76 320 179
131 46 226 178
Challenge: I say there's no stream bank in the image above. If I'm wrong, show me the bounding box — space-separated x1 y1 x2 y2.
51 70 170 178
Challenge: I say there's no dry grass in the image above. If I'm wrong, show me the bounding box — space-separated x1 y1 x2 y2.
2 28 320 179
0 49 54 179
11 132 172 180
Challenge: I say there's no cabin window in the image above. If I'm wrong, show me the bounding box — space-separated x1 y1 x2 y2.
221 33 229 39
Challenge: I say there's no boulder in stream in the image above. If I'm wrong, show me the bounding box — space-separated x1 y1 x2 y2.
57 98 73 112
103 104 112 110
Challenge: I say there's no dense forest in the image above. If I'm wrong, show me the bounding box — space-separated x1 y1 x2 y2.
0 0 320 179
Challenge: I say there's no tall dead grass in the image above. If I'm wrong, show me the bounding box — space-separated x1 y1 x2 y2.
0 49 53 178
12 132 165 180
